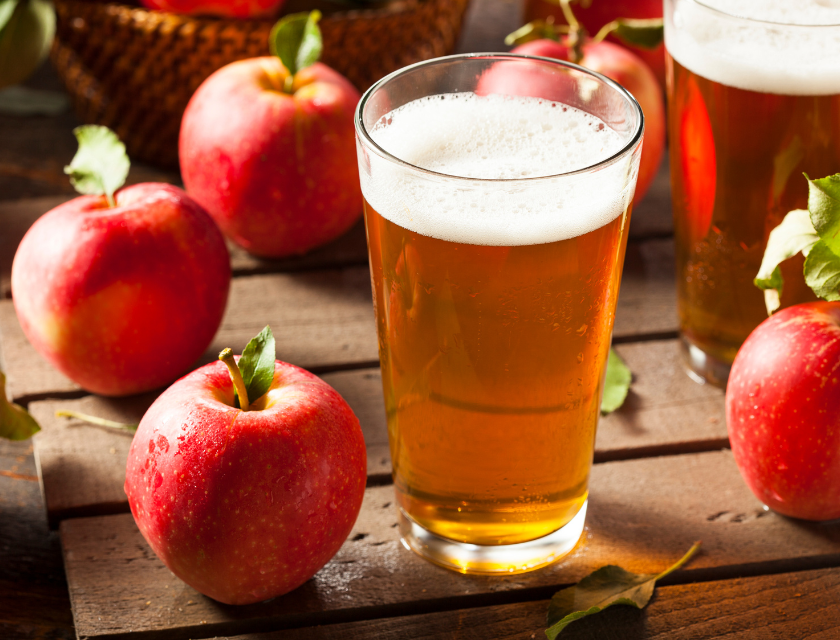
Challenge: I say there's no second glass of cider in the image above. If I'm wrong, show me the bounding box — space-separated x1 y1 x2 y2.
666 0 840 385
355 54 644 574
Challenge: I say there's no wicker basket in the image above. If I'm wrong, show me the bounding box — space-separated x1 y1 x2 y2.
50 0 471 168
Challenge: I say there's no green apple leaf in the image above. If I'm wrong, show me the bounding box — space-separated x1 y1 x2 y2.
754 209 819 314
0 0 18 33
238 325 276 405
64 125 129 208
269 10 322 85
545 542 702 639
806 173 840 256
600 348 631 414
0 371 40 440
605 18 664 50
804 240 840 302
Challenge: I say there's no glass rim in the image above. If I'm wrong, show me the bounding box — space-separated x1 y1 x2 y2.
692 0 840 28
354 52 644 185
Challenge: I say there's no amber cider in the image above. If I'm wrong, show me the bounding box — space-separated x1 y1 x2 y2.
665 0 840 380
361 93 636 547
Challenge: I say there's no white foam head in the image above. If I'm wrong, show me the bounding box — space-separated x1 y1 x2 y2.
358 93 639 247
665 0 840 95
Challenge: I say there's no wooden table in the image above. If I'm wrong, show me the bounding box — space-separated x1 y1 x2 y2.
2 1 839 638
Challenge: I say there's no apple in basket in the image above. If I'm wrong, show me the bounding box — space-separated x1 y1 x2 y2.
124 327 367 605
11 126 230 396
180 11 363 258
139 0 286 19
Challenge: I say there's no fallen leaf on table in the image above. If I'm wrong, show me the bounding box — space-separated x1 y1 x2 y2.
545 541 702 638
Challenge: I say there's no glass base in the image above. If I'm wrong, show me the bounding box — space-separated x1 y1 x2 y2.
398 501 587 575
680 336 731 388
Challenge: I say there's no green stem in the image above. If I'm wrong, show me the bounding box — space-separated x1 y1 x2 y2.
656 541 703 581
55 410 137 433
284 74 295 94
219 348 250 411
592 20 619 44
559 0 586 64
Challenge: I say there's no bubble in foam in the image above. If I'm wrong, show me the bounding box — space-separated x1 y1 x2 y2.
360 93 638 247
666 0 840 95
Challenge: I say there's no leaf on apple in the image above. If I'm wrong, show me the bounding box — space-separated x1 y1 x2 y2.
64 125 130 208
545 541 702 639
0 371 41 441
237 325 276 406
269 10 322 84
756 173 840 313
600 348 631 414
804 241 840 302
601 18 664 50
755 209 819 314
807 173 840 256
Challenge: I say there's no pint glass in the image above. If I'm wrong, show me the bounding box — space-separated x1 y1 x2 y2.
355 54 643 574
666 0 840 385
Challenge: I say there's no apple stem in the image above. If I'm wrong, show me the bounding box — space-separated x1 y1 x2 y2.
219 348 250 411
55 410 138 433
559 0 586 64
284 75 295 94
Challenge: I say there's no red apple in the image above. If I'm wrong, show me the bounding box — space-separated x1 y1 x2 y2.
11 184 231 396
726 302 840 521
124 357 367 605
524 0 666 90
139 0 285 19
180 58 363 258
491 39 665 203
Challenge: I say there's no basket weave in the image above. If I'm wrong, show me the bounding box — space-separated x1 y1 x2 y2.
50 0 471 168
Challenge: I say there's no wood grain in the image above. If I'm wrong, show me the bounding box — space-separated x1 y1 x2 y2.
60 450 840 639
216 567 840 639
31 339 724 528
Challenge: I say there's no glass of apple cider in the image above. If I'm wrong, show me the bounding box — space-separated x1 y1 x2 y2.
665 0 840 386
354 54 643 574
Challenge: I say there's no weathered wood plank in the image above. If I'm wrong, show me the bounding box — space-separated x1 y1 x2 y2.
29 367 391 528
0 267 379 402
0 438 75 640
598 339 727 461
31 339 724 529
216 566 840 639
60 450 840 639
1 235 678 402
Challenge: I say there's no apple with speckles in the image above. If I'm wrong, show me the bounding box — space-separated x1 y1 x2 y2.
179 12 362 258
124 356 367 605
11 182 231 396
726 302 840 521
